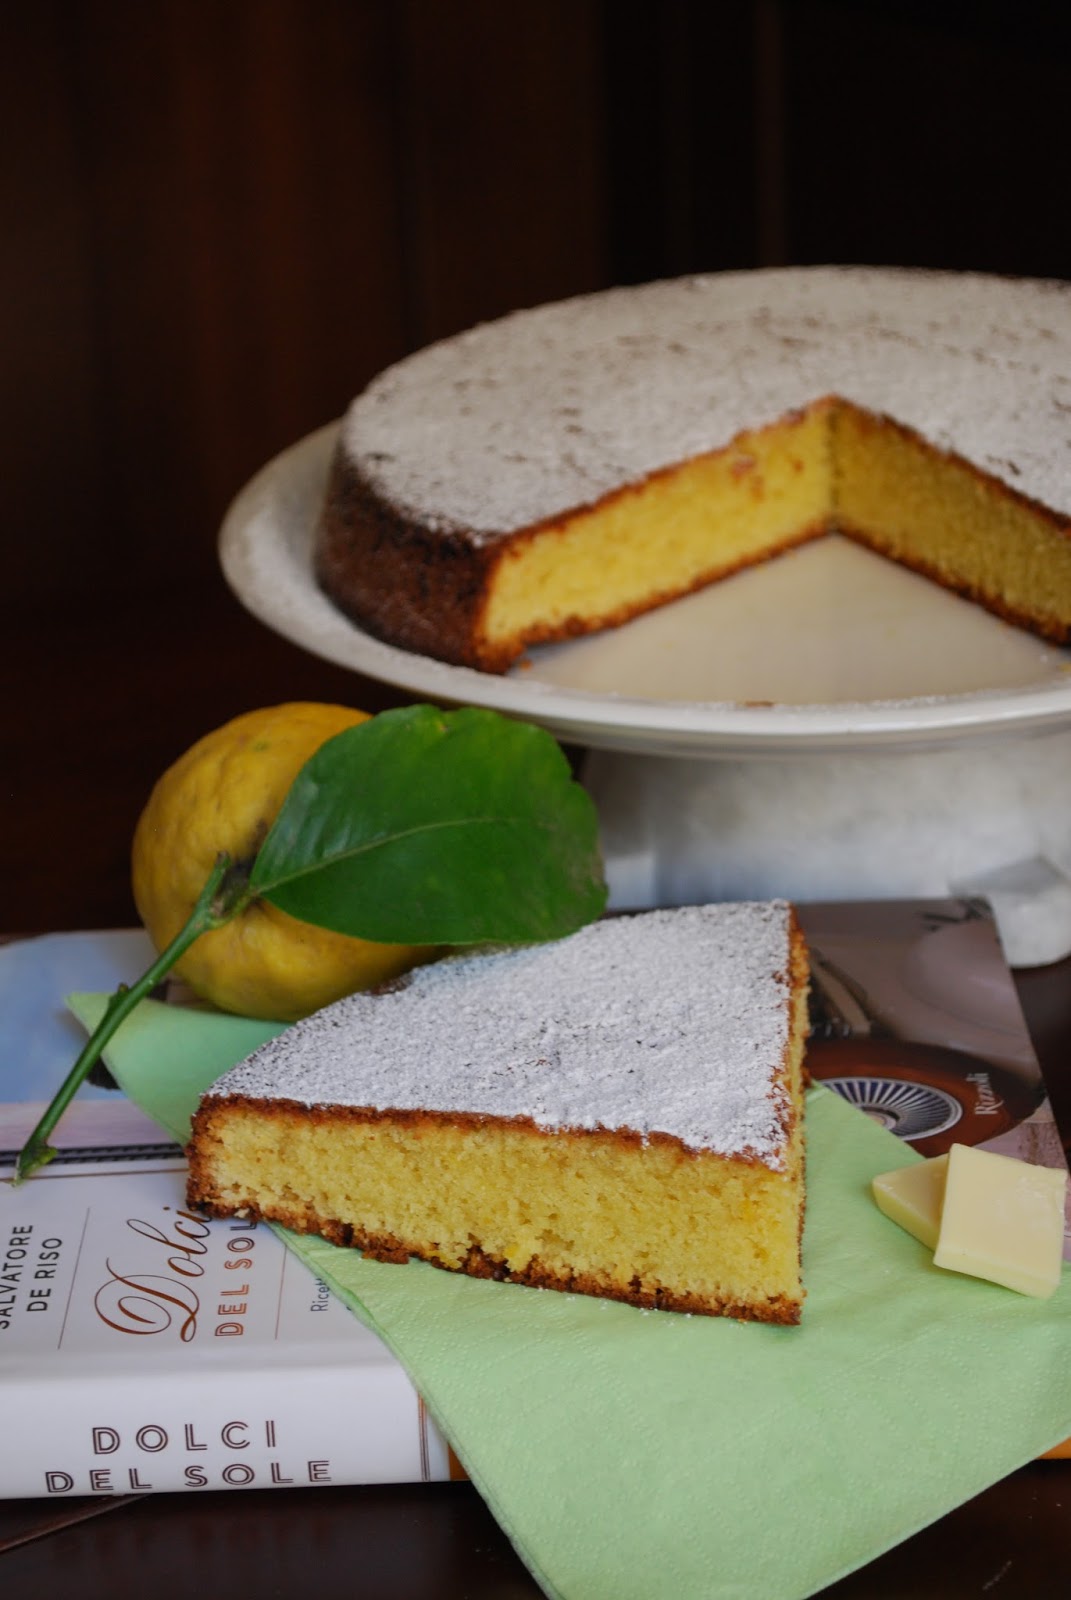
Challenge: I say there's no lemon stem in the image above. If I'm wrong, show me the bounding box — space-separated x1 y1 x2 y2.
13 853 237 1185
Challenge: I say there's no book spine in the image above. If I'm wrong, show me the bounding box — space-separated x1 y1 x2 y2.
1 1367 452 1498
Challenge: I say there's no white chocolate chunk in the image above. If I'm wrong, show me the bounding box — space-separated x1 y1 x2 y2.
872 1155 949 1251
933 1143 1067 1299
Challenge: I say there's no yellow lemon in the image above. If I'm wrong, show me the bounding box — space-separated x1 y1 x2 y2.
131 702 436 1021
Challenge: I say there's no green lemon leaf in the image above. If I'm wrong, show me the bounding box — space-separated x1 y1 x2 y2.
248 704 606 944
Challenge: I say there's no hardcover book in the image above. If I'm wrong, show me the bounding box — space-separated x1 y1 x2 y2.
0 931 452 1498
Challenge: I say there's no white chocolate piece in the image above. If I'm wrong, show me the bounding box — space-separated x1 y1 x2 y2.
872 1155 949 1251
934 1143 1067 1299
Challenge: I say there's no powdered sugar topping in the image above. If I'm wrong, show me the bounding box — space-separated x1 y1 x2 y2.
341 267 1071 540
205 903 798 1166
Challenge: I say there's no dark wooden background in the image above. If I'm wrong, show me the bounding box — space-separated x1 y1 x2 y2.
4 0 1070 931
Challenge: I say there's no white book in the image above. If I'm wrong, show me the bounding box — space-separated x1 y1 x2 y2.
0 932 452 1499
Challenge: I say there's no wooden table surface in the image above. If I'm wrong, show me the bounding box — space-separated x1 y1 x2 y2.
4 599 1070 1598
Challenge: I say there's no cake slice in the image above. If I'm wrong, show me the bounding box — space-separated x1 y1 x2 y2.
187 902 810 1323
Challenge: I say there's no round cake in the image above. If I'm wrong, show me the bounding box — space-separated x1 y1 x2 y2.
315 267 1071 672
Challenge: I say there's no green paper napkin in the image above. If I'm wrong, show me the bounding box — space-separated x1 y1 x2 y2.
69 992 1071 1600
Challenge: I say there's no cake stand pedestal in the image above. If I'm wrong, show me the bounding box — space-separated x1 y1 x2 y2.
581 729 1071 968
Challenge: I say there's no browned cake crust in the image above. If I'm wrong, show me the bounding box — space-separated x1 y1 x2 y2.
187 1099 803 1325
316 437 837 673
315 444 505 670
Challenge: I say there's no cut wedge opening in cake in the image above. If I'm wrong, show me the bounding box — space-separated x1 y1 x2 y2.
314 269 1071 674
187 903 811 1324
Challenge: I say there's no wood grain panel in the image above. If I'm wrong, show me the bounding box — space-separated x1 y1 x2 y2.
779 1 1071 276
1 0 610 627
2 0 411 615
1 3 101 615
1 1 612 928
392 0 608 342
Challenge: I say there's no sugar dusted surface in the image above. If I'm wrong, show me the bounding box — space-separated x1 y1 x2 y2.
342 267 1071 540
205 903 797 1167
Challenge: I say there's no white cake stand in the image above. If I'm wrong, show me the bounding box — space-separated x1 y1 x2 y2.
219 425 1071 966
